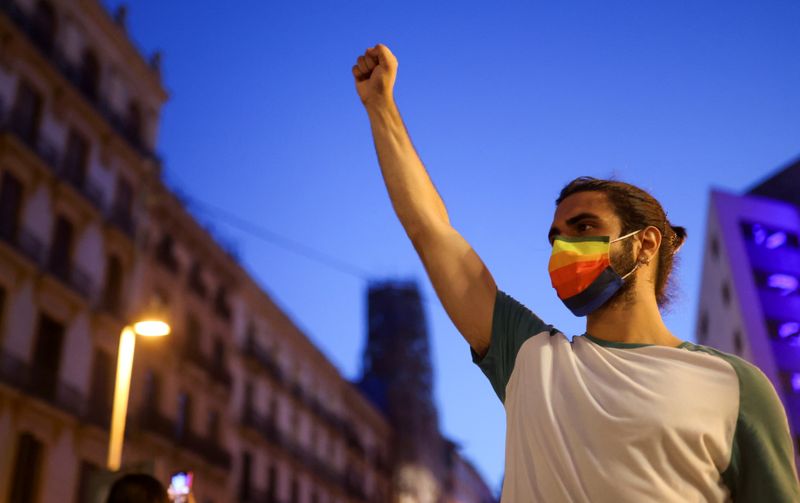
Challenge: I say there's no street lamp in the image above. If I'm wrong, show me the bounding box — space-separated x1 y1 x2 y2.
107 316 170 471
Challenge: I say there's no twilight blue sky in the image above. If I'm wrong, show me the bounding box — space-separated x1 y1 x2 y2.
107 0 800 492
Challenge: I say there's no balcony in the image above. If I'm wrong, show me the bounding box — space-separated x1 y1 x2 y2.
183 342 232 390
0 105 107 215
84 398 112 430
46 256 94 300
154 237 181 275
213 290 232 322
61 164 105 211
107 204 136 239
139 403 232 470
0 0 161 163
343 469 368 501
0 348 86 418
241 406 280 444
0 105 60 170
209 361 233 389
242 335 284 383
177 428 232 470
188 269 208 299
0 225 46 267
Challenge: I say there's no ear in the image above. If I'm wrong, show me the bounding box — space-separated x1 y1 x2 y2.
639 225 662 265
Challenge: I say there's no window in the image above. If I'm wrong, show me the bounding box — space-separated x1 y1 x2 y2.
239 451 252 500
0 171 23 241
62 129 90 186
212 337 225 369
214 286 231 320
155 234 179 272
80 49 100 101
8 433 43 503
244 381 254 414
741 221 800 250
88 349 113 427
47 215 74 280
754 270 800 296
102 255 123 315
188 263 207 298
113 177 133 223
721 280 731 307
75 460 102 503
143 368 162 410
126 101 143 146
698 309 709 344
267 465 278 501
31 1 57 54
207 410 220 443
11 80 43 145
290 477 299 503
710 234 719 260
0 285 6 338
176 392 192 438
31 313 65 398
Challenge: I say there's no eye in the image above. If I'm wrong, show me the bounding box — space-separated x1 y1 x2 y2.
577 223 594 232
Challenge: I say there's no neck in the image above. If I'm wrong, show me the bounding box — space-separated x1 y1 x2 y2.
585 289 682 347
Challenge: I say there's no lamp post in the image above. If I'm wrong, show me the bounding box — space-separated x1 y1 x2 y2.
107 319 170 471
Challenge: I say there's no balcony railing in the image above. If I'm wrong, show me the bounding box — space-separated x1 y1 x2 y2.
0 105 109 217
107 205 136 238
184 342 232 389
139 403 232 469
0 348 86 418
241 406 280 444
154 239 181 274
61 165 105 210
242 335 284 383
0 0 161 163
0 225 46 266
46 256 94 300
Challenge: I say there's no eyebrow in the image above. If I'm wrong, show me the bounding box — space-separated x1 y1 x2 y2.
548 212 602 243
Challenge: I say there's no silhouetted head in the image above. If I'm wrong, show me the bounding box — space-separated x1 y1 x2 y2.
106 473 169 503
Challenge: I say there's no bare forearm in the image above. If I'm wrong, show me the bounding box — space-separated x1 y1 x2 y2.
366 99 450 240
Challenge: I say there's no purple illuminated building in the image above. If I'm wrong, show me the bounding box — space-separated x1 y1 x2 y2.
696 155 800 469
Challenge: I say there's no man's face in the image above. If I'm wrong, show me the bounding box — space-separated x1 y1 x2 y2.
549 191 639 309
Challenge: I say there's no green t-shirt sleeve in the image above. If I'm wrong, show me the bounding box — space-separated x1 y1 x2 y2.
721 358 800 502
470 288 554 403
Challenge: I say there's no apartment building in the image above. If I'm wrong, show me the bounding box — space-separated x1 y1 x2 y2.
0 1 391 501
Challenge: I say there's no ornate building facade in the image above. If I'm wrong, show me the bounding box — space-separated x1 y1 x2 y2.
0 1 392 501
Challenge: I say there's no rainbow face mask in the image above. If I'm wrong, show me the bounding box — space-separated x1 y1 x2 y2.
548 230 642 317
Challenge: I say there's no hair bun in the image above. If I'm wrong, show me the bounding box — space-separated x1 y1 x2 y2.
670 224 687 253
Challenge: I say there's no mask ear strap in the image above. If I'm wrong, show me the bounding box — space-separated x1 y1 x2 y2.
610 228 643 243
620 262 640 280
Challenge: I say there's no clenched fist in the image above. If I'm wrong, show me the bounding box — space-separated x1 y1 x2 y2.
352 44 398 108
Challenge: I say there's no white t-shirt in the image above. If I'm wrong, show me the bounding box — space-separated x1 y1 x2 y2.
472 290 799 502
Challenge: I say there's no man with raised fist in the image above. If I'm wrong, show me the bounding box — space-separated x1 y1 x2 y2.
352 44 799 502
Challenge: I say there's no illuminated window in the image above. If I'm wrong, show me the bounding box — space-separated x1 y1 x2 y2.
753 270 800 296
741 222 799 250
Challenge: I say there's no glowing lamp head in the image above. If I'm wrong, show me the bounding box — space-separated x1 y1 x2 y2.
133 320 170 337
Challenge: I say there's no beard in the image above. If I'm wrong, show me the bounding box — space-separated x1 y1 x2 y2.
596 236 639 313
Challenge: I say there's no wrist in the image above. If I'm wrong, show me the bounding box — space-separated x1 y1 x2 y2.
364 95 396 115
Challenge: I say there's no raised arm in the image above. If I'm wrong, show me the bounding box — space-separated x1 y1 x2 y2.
352 44 496 356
